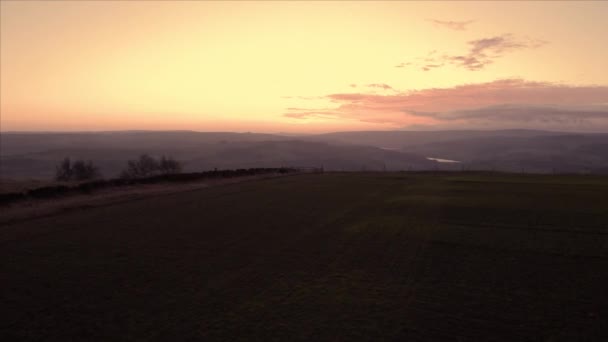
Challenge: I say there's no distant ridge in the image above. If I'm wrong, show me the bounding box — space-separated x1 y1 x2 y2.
2 130 607 178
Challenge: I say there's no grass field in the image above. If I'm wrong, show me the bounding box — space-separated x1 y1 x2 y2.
1 172 607 341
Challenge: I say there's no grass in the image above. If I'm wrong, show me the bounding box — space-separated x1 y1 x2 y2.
0 179 58 194
1 172 607 341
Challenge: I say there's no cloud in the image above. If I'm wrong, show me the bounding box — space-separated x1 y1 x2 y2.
395 62 412 68
397 34 547 72
428 19 474 31
446 34 546 70
283 111 342 119
409 104 608 124
366 83 394 90
422 64 443 72
401 104 608 131
283 79 608 131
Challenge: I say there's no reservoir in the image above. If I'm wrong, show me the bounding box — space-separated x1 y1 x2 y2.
427 157 461 163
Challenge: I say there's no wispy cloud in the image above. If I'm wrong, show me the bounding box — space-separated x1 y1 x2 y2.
422 64 444 72
427 19 475 31
409 104 608 124
446 34 547 70
366 83 394 90
395 34 547 71
284 79 608 131
284 110 342 119
394 62 412 68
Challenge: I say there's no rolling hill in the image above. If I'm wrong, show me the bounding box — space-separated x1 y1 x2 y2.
2 130 608 179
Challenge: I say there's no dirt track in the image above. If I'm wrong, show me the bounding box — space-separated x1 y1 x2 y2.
0 173 293 225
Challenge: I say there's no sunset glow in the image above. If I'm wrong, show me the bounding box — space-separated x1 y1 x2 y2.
2 1 607 132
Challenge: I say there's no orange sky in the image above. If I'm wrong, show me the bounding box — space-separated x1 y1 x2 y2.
1 1 607 133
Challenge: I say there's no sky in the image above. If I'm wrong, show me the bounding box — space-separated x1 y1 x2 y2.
1 1 608 133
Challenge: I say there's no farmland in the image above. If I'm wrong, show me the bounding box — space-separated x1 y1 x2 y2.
1 172 607 341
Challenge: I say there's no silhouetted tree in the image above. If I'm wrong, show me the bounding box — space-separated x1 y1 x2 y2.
55 158 73 181
72 160 100 180
55 158 100 181
121 154 161 179
159 156 182 174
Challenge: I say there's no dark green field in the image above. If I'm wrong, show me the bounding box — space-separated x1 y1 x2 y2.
2 173 607 341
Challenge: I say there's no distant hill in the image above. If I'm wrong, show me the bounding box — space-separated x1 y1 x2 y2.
2 130 608 179
185 140 435 172
306 130 608 173
305 129 562 148
0 131 288 156
0 131 435 179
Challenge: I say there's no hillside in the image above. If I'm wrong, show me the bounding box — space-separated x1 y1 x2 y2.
0 132 436 179
2 130 608 179
306 129 561 148
308 130 608 173
1 173 607 341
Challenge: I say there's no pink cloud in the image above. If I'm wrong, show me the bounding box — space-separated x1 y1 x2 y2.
397 35 547 71
394 62 412 68
366 83 394 90
284 79 608 130
446 35 546 70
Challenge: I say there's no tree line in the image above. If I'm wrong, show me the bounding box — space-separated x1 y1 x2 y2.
55 154 182 181
2 167 298 206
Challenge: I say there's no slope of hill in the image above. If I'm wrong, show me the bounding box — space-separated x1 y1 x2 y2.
0 132 436 179
400 133 608 173
2 130 608 179
306 129 561 148
1 173 607 341
307 130 608 173
0 131 288 156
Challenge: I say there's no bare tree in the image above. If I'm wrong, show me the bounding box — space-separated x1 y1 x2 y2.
72 160 100 180
55 158 100 181
55 157 73 181
121 154 161 179
159 156 182 174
